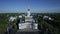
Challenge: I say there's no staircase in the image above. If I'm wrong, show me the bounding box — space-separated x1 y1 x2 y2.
16 29 40 34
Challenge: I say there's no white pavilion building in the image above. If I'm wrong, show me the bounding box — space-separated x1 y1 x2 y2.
18 9 38 30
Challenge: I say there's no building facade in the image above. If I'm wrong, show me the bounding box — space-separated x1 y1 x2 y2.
18 11 38 30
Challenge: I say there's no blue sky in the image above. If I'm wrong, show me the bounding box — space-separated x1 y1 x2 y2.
0 0 60 13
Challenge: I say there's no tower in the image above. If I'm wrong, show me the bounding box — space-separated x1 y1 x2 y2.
27 0 30 16
18 0 38 30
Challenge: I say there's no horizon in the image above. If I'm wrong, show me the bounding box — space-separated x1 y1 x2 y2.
0 0 60 13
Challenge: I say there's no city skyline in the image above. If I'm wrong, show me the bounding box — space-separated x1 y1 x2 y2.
0 0 60 13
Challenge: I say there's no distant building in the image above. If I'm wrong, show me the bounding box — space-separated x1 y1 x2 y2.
9 16 17 22
43 16 54 21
